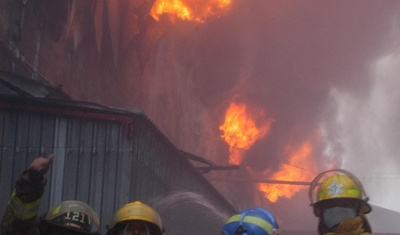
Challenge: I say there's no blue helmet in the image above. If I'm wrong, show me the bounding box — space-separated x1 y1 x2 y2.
221 207 280 235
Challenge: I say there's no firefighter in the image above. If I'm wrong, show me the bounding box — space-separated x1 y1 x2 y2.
309 169 372 235
221 207 280 235
106 201 164 235
1 154 101 235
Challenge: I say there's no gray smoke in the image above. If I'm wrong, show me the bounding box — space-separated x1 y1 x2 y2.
140 1 400 231
23 0 400 232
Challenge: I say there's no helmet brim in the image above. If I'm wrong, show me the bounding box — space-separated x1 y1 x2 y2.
313 198 372 217
39 220 101 235
106 220 163 235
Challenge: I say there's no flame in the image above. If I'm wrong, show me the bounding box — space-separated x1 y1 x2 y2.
258 141 317 202
219 102 272 165
150 0 232 23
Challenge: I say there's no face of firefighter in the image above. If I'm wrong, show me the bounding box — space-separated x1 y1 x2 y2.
320 199 360 230
119 221 150 235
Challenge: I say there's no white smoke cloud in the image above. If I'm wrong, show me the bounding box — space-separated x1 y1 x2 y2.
330 46 400 212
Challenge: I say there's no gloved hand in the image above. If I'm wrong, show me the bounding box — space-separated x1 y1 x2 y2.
27 154 55 181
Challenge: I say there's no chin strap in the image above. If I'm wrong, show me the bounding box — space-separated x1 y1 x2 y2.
235 225 247 235
323 215 370 235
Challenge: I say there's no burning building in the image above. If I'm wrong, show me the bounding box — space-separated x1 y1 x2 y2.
1 0 400 234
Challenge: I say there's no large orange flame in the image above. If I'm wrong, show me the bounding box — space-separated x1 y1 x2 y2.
258 141 317 202
150 0 232 23
219 102 272 165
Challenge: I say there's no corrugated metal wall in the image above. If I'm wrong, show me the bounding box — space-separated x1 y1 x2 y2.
0 96 236 235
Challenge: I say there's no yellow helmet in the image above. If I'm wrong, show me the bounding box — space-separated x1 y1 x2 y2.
309 169 371 217
317 173 362 201
106 201 163 235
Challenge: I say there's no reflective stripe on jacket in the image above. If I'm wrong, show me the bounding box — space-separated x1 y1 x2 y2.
8 190 42 220
1 171 46 235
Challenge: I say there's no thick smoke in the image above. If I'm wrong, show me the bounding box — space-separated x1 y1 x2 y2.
140 0 400 231
3 0 400 232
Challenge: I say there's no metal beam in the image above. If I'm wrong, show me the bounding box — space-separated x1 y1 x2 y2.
208 177 311 186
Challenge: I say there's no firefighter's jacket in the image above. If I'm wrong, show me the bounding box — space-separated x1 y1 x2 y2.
320 215 372 235
1 171 46 235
